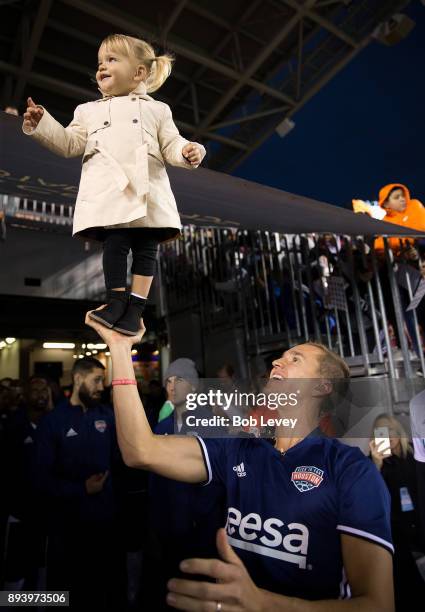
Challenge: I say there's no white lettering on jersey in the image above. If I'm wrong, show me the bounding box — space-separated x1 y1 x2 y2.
226 507 309 568
233 462 246 477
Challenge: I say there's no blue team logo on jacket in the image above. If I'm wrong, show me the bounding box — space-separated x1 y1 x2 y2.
291 466 324 492
94 419 107 433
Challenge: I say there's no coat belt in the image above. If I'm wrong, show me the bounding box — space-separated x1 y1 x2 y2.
86 145 150 197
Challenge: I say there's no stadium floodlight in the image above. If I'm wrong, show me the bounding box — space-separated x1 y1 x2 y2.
275 118 295 138
373 13 415 46
43 342 75 349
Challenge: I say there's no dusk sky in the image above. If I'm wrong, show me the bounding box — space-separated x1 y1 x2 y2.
235 1 425 209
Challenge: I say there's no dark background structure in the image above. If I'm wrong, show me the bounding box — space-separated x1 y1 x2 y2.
1 0 421 205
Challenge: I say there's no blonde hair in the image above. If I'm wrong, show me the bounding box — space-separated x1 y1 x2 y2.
372 413 413 458
307 342 350 413
99 33 174 93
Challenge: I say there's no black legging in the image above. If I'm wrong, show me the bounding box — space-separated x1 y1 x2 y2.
103 228 159 290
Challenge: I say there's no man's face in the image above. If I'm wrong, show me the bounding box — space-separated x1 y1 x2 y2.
96 48 145 96
166 376 193 407
270 344 322 379
28 379 50 412
77 368 105 407
385 188 406 212
264 344 325 402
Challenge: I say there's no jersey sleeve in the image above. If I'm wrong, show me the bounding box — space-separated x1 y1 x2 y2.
196 437 229 486
336 448 393 554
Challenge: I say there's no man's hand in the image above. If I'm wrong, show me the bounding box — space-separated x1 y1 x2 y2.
182 143 203 166
85 308 146 346
23 97 44 130
85 471 109 495
167 528 266 611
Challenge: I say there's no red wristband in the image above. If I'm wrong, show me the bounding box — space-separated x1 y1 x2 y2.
112 379 137 386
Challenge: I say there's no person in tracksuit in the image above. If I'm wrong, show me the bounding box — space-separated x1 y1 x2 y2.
3 377 52 590
145 359 225 610
34 357 125 611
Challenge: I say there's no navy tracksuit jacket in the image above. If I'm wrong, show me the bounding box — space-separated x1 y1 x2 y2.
34 401 118 528
149 407 226 560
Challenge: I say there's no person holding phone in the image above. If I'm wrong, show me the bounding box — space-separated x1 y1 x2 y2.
369 414 425 610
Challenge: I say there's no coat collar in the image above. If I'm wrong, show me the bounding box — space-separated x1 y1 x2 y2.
96 81 152 102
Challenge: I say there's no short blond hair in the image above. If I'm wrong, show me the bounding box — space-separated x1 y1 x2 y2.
307 342 350 413
99 33 174 93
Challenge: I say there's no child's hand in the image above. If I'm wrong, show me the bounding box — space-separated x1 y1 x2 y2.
23 97 44 130
182 143 203 166
352 199 372 216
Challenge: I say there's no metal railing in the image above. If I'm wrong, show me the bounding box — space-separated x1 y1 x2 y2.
1 194 73 232
159 228 425 381
2 192 424 381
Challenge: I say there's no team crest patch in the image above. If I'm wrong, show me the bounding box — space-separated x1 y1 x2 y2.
291 466 324 492
94 419 107 433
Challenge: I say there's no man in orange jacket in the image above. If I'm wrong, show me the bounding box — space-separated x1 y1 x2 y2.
374 183 425 253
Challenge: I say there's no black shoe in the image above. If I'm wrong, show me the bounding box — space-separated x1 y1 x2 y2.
113 294 147 336
89 290 129 328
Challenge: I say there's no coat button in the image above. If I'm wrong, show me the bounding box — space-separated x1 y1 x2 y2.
131 97 137 101
133 118 138 123
104 121 109 125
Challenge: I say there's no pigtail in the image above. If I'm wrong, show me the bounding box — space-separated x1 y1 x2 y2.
146 53 174 93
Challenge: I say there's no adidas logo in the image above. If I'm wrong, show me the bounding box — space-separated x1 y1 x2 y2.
66 428 78 438
232 462 246 478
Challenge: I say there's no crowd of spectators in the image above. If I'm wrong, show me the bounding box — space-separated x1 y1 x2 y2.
1 344 425 610
161 182 425 367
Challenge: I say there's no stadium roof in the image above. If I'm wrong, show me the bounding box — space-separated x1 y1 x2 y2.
1 110 420 238
0 0 411 173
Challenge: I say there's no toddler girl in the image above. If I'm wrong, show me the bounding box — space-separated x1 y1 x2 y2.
23 33 205 335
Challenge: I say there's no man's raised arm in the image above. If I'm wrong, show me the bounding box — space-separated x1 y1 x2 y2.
85 313 207 483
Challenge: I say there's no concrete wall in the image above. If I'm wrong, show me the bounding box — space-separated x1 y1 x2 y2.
29 346 77 386
204 327 248 378
167 312 249 378
0 340 20 378
168 312 204 372
0 227 101 297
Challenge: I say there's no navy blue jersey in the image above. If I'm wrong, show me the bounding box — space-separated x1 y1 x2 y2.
34 401 118 526
149 412 225 560
4 408 40 521
198 435 392 600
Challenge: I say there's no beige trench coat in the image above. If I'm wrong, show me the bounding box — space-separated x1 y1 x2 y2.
22 82 206 242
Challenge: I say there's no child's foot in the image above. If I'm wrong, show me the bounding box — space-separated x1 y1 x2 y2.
89 290 129 329
113 294 147 336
